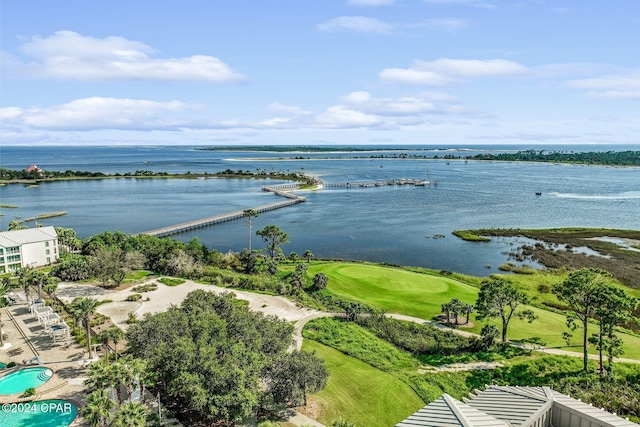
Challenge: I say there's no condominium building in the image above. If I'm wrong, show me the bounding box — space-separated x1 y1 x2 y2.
0 226 59 273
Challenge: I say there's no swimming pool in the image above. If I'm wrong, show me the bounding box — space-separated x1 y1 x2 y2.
0 367 54 395
0 399 78 427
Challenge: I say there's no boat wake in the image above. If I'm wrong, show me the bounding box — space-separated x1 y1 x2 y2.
549 191 640 200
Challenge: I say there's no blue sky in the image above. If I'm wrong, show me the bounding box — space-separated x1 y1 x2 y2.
1 0 639 146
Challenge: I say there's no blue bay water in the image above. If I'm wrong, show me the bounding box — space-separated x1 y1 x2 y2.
1 145 639 276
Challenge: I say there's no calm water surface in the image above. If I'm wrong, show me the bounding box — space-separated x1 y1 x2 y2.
2 145 638 276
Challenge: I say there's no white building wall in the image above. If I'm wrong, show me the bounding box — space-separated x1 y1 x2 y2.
20 239 58 267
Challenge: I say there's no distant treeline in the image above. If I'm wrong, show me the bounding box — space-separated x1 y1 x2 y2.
196 145 411 152
0 167 309 181
460 150 640 166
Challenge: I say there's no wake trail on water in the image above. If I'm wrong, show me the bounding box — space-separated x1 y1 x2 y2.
549 191 640 200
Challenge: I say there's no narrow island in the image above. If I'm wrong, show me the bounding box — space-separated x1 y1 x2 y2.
0 166 312 185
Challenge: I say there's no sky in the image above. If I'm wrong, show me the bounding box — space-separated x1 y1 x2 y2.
1 0 639 146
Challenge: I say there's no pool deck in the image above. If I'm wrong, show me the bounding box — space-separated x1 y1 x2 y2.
0 301 87 426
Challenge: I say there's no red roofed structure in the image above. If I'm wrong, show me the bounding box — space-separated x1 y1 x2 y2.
24 164 44 175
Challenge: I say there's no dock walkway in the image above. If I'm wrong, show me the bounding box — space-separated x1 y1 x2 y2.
140 184 305 237
324 178 429 188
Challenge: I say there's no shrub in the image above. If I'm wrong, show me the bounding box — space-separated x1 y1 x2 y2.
158 278 185 287
132 283 158 293
126 293 142 301
23 387 36 397
6 361 17 368
537 284 551 293
126 312 138 324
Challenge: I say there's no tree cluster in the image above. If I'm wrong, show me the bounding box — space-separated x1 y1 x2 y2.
465 150 640 166
125 290 327 423
475 279 536 349
440 298 474 326
553 268 638 375
83 356 151 427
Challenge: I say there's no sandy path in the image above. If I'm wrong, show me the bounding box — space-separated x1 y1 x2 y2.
134 279 323 322
59 279 327 334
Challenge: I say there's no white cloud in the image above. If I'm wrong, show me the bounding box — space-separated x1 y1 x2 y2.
7 31 246 82
267 103 312 116
566 70 640 99
1 89 479 135
380 58 529 85
567 72 640 90
347 0 395 5
317 16 469 35
340 91 448 115
1 97 196 130
419 18 470 32
317 16 393 33
422 0 495 8
315 106 383 128
585 91 640 100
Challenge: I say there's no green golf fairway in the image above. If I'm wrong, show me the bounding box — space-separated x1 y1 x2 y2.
302 339 424 427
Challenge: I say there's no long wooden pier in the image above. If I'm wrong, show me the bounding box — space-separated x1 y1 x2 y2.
323 178 430 188
140 184 306 237
139 178 429 237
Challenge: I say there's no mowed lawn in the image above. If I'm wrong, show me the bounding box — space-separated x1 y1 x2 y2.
302 339 424 427
307 261 640 360
308 262 477 319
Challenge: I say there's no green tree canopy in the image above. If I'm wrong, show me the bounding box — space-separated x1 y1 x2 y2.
475 279 536 349
553 268 612 372
257 225 290 259
125 290 325 423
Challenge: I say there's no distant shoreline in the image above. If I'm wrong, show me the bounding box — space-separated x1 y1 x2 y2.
219 149 640 167
0 169 310 185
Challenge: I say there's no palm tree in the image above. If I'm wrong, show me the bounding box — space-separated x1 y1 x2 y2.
97 330 112 363
66 302 83 329
81 389 115 427
112 402 148 427
17 267 33 300
30 270 48 300
108 327 125 361
84 359 112 391
108 361 129 405
43 277 59 299
303 250 314 263
71 297 100 359
243 209 259 252
0 280 10 348
441 302 451 324
464 304 474 324
126 357 149 403
119 355 147 403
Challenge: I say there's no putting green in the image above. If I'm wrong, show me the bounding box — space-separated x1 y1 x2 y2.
308 262 477 319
